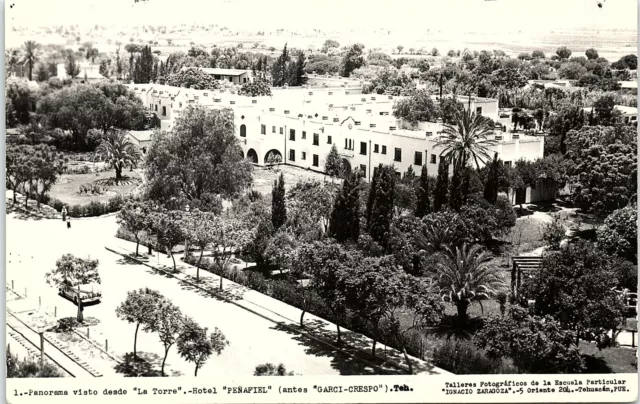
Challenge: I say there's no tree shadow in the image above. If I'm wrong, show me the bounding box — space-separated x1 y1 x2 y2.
5 204 47 221
114 352 183 377
582 355 614 373
270 321 402 375
48 316 101 332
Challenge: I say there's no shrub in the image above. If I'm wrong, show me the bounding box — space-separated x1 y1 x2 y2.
84 201 105 217
70 205 83 217
51 198 65 212
542 216 566 250
433 340 516 374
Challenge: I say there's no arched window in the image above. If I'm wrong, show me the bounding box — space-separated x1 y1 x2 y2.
240 124 246 137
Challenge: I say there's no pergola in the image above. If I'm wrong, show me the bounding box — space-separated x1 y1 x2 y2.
511 256 543 298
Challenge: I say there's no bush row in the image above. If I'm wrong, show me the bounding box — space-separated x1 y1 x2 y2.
432 340 519 374
21 189 129 218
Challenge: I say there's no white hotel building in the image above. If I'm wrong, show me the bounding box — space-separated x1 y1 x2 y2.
130 80 549 204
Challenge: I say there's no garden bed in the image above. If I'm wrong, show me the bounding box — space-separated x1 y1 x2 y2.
48 169 143 206
251 165 338 195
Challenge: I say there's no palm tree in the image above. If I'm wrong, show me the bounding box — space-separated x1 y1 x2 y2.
416 223 463 255
22 41 40 81
435 243 504 327
436 109 497 172
94 131 142 184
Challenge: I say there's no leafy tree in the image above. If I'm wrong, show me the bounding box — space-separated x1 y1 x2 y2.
29 144 67 208
415 165 432 218
597 205 638 263
392 89 439 126
304 53 340 75
521 241 627 346
209 215 254 290
6 346 63 378
474 306 584 373
93 81 148 136
5 77 35 127
145 106 253 202
368 165 396 249
177 318 228 376
343 255 408 357
324 144 343 179
238 77 272 96
585 48 599 60
433 159 449 212
254 363 294 376
531 50 545 59
5 144 33 204
438 97 466 125
437 110 497 172
436 244 503 329
116 288 165 359
271 172 286 230
288 180 337 235
94 131 142 183
149 300 183 376
271 43 291 87
153 210 185 271
557 62 588 80
162 67 221 90
182 210 217 281
45 254 100 323
556 46 572 59
22 40 39 81
340 43 365 77
565 126 636 214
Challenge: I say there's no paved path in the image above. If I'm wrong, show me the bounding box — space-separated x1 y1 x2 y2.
107 239 450 376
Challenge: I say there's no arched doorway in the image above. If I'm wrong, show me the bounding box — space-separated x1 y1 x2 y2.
240 124 247 137
247 148 259 164
264 149 283 165
341 158 352 176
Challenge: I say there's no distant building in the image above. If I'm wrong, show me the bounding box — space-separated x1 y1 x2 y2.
57 62 105 82
9 61 29 79
619 80 638 90
582 105 638 125
125 130 155 154
191 68 252 84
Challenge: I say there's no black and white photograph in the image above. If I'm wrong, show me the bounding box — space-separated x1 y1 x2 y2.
3 0 638 402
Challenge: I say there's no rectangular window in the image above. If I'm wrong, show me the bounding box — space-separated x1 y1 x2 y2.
382 145 387 155
430 154 437 164
302 131 306 139
155 105 158 111
327 135 332 144
476 106 483 115
162 106 167 116
279 127 284 135
394 148 402 162
289 129 296 141
374 144 379 153
344 138 348 149
301 152 307 160
261 124 266 135
313 133 319 146
272 125 276 133
360 164 367 178
504 161 512 167
289 149 295 162
414 151 423 166
360 142 367 155
313 154 319 167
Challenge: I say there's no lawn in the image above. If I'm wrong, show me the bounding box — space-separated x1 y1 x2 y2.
251 165 338 195
579 342 637 373
48 168 144 206
504 215 546 254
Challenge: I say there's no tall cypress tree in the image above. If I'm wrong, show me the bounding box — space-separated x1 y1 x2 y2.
294 51 307 86
366 164 381 227
415 165 431 218
433 159 449 212
369 165 396 248
483 152 500 204
402 165 415 185
329 172 360 242
271 43 290 87
271 172 286 230
448 166 463 212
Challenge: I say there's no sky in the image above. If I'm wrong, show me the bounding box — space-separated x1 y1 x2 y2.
5 0 638 33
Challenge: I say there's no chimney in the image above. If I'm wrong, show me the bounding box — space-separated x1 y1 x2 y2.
371 97 376 101
361 98 367 102
369 123 376 128
436 118 443 124
230 100 236 105
354 121 361 126
333 117 339 122
328 91 333 95
252 99 258 104
366 109 372 114
214 98 222 102
269 107 275 112
388 95 393 100
389 126 396 131
284 110 290 114
322 116 328 121
328 104 334 108
308 91 313 96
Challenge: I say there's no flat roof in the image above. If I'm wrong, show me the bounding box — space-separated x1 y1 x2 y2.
198 68 249 76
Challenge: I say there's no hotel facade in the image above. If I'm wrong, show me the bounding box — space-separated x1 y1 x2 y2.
130 79 549 204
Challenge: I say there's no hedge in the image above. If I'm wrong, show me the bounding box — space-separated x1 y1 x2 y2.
21 189 130 218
